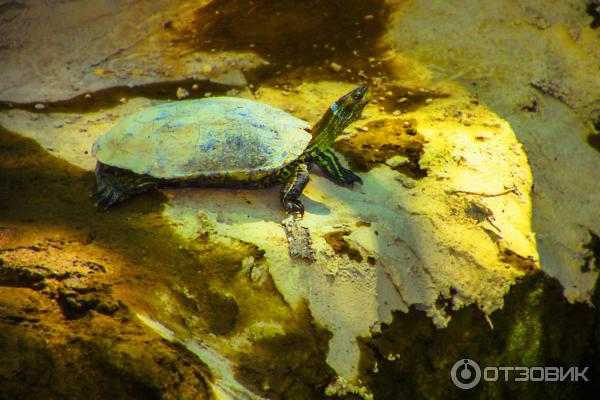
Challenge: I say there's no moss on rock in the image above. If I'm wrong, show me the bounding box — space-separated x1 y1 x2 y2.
358 272 599 399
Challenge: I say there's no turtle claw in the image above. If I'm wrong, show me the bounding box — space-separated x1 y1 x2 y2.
284 199 305 216
92 186 127 209
92 192 111 210
341 170 362 185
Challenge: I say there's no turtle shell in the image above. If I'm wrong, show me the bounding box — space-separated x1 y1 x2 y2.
92 97 311 180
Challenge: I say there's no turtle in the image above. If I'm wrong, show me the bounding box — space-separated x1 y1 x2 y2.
92 85 370 214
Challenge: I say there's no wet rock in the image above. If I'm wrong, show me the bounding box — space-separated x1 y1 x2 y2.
0 261 46 289
57 284 121 320
0 1 263 103
329 62 343 72
384 155 409 168
0 305 212 400
176 87 189 99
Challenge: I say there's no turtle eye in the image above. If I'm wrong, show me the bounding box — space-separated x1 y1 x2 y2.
351 86 367 101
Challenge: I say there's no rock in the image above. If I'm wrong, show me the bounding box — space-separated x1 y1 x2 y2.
385 155 410 168
330 62 343 72
385 0 600 303
210 69 248 87
202 64 213 74
176 87 189 99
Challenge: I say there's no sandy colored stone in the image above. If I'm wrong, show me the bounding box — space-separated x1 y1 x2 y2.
385 0 600 303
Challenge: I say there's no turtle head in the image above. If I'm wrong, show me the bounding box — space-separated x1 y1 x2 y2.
330 85 370 127
306 85 370 153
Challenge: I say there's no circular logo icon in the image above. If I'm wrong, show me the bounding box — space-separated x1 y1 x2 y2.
451 359 481 389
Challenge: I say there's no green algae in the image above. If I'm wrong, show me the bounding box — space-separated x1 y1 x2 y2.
357 272 599 399
333 118 427 178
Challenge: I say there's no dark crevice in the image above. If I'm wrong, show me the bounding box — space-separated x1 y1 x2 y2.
0 261 47 289
0 0 26 16
587 1 600 29
500 248 538 273
587 110 600 151
587 133 600 153
0 79 236 114
521 98 538 112
588 110 600 152
592 111 600 132
57 284 121 320
0 314 40 324
582 231 600 273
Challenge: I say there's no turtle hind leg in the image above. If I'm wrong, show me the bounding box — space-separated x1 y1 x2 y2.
92 180 128 209
93 163 133 209
93 163 157 209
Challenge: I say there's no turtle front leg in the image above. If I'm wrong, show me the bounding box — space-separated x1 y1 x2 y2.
313 149 362 185
280 162 310 215
93 163 158 209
